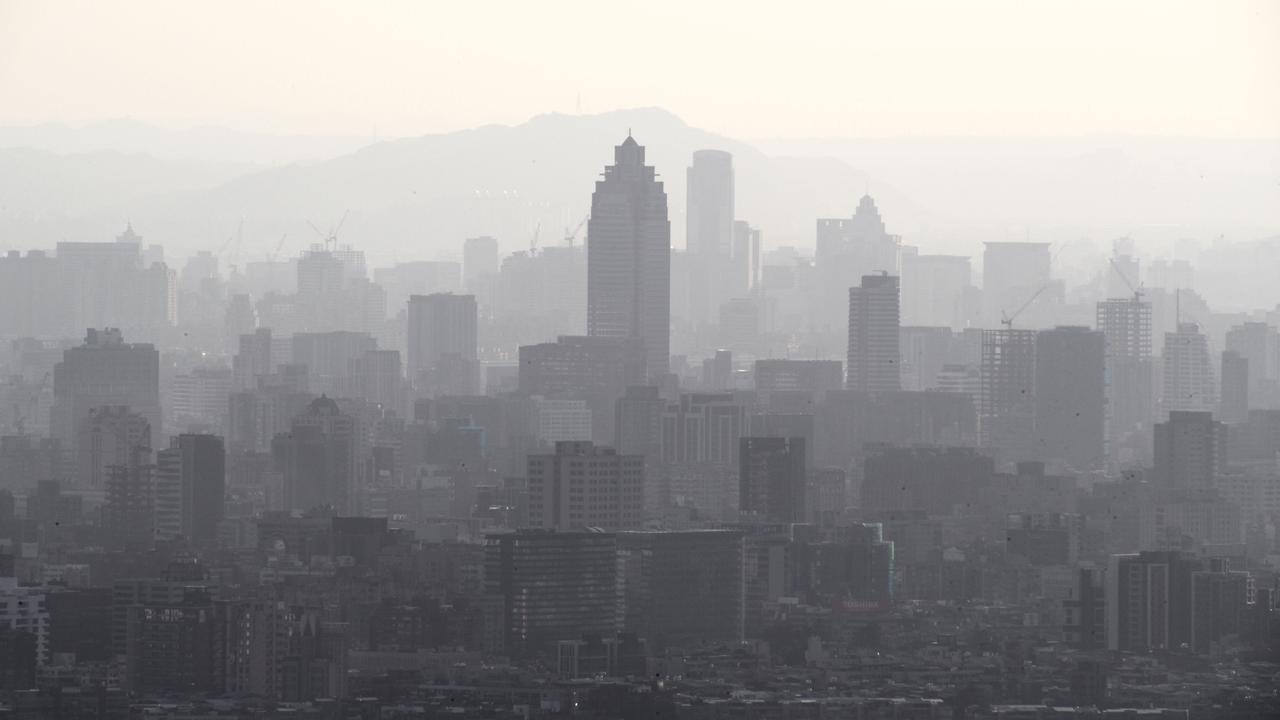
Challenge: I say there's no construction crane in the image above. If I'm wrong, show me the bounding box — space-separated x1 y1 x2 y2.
529 221 542 252
308 211 349 252
1108 257 1145 303
1001 283 1050 330
266 233 288 262
563 215 588 247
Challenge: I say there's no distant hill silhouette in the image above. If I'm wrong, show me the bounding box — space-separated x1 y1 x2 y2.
0 108 913 261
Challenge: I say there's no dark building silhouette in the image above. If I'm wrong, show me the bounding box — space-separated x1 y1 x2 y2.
805 523 895 607
739 436 806 523
274 396 357 513
154 433 225 545
125 588 220 695
587 135 671 380
1153 410 1226 499
618 529 744 649
484 530 620 658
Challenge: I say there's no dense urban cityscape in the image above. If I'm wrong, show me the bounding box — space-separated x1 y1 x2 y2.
2 2 1279 718
0 128 1275 718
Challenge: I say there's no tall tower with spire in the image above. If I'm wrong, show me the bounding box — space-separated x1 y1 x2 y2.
587 135 671 379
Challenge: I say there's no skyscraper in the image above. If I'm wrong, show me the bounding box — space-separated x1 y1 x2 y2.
407 293 479 395
816 195 900 346
1097 297 1154 453
685 150 735 324
1162 322 1216 417
153 434 225 545
847 274 901 392
686 150 734 257
587 135 671 379
1034 326 1106 471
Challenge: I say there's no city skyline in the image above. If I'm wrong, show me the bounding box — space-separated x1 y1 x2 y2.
0 6 1278 715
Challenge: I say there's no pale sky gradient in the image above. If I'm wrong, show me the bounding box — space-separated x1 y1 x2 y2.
1 0 1277 139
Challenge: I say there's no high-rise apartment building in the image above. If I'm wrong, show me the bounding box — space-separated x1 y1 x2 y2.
526 441 644 531
1097 297 1154 451
587 136 671 379
153 434 225 545
847 274 901 392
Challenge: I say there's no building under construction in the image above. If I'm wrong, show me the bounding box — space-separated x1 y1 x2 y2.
1097 297 1153 464
980 328 1037 463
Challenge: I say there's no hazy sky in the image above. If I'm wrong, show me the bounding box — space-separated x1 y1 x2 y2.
1 0 1277 139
